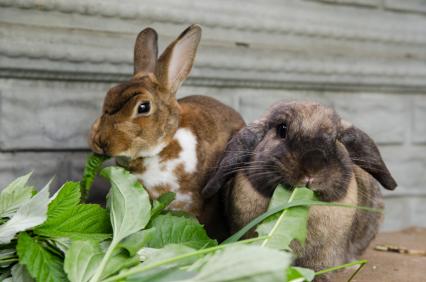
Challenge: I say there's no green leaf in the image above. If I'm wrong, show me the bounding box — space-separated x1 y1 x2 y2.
16 232 67 282
287 266 315 282
102 166 151 242
11 263 35 282
139 245 197 267
151 192 176 218
34 182 111 241
89 166 152 282
257 186 314 250
0 173 34 219
127 245 197 282
127 267 195 282
120 229 156 256
0 182 50 244
146 214 217 249
187 245 291 282
102 249 139 279
64 240 103 282
80 154 110 201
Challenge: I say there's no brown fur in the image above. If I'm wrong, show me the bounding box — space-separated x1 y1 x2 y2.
203 101 396 281
89 25 245 239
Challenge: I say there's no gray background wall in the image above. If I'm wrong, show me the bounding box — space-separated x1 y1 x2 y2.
0 0 425 231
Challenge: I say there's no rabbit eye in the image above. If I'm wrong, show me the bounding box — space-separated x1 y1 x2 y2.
276 123 288 139
137 102 151 114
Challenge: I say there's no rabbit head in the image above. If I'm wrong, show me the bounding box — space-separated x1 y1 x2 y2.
90 25 201 159
203 101 397 201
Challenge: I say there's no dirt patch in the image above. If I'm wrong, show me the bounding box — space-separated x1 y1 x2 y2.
332 227 426 282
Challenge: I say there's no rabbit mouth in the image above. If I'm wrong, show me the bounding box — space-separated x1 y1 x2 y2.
115 156 130 168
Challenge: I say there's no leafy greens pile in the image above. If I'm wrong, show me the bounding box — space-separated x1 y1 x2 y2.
0 154 366 282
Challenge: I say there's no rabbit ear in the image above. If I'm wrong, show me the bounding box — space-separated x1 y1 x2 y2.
156 25 201 94
338 121 397 190
134 27 158 76
202 122 267 198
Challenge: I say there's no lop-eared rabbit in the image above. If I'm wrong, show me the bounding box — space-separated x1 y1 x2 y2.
203 101 397 281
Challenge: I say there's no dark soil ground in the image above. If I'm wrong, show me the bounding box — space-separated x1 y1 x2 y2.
332 227 426 281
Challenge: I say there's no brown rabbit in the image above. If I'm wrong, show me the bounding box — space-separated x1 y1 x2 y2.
202 101 397 281
89 25 245 238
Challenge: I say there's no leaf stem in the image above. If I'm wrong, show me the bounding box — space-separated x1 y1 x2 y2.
315 259 368 279
102 236 270 282
261 191 297 247
223 200 382 244
90 239 118 282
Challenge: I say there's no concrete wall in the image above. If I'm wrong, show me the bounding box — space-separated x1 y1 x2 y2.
0 0 425 230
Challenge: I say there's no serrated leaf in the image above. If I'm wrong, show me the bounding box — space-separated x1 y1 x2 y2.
187 245 291 282
146 214 217 249
0 173 34 219
287 266 315 282
151 192 176 218
102 166 151 242
0 182 50 244
80 154 110 201
257 186 315 250
11 263 34 282
64 240 103 282
120 228 156 256
16 232 67 282
34 182 111 241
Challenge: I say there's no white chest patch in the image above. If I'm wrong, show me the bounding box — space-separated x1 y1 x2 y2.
135 128 198 204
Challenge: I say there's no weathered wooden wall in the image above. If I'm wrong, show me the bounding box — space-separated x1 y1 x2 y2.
0 0 425 230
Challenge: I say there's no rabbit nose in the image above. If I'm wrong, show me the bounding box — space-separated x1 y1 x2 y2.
301 149 327 171
92 135 109 155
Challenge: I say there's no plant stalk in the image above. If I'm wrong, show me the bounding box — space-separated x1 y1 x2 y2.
315 259 368 279
90 239 119 282
102 236 270 282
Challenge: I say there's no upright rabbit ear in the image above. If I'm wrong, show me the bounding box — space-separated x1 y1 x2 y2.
133 27 158 76
156 25 202 94
202 122 268 198
338 121 397 190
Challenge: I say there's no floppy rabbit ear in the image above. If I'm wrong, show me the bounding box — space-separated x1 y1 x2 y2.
133 27 158 76
202 122 267 198
156 24 201 94
338 121 397 190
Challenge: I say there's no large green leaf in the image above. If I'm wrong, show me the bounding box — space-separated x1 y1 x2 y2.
89 166 152 282
0 173 34 219
34 182 111 241
256 186 314 250
128 245 198 281
187 245 291 282
0 183 50 244
64 240 103 282
146 214 217 249
102 166 151 242
16 232 67 282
